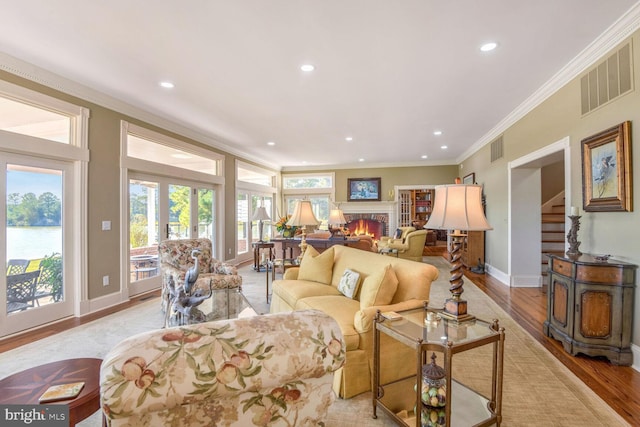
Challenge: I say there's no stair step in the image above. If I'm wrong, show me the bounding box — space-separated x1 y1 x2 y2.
542 251 564 258
542 239 565 243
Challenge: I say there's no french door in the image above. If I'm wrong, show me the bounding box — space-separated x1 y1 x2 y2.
128 173 217 295
1 154 74 337
236 192 273 263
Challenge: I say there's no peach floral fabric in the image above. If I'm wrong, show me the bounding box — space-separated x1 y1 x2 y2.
100 310 345 427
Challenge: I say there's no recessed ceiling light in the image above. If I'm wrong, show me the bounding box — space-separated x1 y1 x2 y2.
440 145 448 150
358 158 365 162
345 137 353 141
433 130 442 136
159 81 175 89
421 155 428 159
267 141 276 146
300 64 315 72
480 42 497 52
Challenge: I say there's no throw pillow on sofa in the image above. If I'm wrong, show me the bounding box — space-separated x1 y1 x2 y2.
394 228 402 239
337 268 361 298
298 246 334 285
359 264 399 309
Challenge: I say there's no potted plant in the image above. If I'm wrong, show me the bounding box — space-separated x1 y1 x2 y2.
275 215 298 238
39 252 63 302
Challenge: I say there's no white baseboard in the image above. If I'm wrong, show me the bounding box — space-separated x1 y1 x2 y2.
485 263 509 287
510 275 543 287
485 264 542 288
632 343 640 372
83 292 127 316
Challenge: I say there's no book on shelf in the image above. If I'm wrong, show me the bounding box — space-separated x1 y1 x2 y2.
38 381 85 403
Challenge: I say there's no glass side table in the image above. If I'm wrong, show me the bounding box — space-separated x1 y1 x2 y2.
373 305 505 426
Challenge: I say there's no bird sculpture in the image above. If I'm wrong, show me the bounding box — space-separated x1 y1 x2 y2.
183 249 201 295
172 281 213 323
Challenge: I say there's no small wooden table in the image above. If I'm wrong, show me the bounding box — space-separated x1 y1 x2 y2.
252 242 274 271
0 358 102 426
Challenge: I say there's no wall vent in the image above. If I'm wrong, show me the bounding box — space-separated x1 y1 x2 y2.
490 136 504 163
581 41 633 115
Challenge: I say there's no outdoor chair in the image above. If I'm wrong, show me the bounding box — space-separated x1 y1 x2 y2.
6 270 40 313
6 259 29 276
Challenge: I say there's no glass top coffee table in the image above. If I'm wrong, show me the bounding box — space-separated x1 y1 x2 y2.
168 288 255 327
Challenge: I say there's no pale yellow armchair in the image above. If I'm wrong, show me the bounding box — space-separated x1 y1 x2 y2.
378 228 427 262
378 226 415 248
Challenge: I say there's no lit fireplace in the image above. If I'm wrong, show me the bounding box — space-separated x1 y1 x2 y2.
345 215 387 240
341 203 392 240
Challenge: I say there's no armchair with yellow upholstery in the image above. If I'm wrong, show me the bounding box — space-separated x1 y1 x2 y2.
378 226 415 248
378 228 428 262
158 238 242 311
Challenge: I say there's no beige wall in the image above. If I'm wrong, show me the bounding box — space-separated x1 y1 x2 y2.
284 165 458 203
541 161 565 204
459 31 640 345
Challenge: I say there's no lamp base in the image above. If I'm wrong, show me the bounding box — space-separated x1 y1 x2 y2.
329 227 346 240
440 298 476 322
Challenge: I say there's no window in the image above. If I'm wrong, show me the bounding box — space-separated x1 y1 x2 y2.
236 162 276 262
128 134 220 176
282 173 335 228
0 81 88 338
122 122 224 295
283 174 332 189
0 97 71 143
238 165 274 187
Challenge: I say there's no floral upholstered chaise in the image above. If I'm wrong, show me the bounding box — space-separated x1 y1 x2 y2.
100 310 345 426
158 238 242 311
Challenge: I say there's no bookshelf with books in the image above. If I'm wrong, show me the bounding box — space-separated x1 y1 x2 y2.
411 189 434 223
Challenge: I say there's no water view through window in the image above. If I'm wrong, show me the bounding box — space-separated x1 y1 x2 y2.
5 164 64 312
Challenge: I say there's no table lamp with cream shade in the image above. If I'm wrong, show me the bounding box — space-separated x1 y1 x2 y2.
425 184 492 322
286 200 320 261
252 205 271 243
328 208 347 239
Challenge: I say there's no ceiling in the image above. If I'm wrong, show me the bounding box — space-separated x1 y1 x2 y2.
0 1 638 170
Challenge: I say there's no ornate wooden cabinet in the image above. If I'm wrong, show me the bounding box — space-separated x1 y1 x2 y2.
543 254 637 365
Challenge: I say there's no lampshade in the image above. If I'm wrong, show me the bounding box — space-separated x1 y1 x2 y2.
328 208 347 225
426 184 492 231
252 206 271 222
287 200 320 227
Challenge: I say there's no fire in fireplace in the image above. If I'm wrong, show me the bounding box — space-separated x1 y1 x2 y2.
346 219 385 240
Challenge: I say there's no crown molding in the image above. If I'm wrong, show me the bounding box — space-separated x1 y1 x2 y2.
0 51 280 171
281 158 457 172
457 1 640 164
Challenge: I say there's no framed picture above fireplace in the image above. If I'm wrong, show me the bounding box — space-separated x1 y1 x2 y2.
347 177 381 201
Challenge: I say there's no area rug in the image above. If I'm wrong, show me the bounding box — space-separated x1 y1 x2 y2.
0 257 628 426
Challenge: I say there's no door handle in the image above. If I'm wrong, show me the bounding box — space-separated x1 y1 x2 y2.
166 224 169 239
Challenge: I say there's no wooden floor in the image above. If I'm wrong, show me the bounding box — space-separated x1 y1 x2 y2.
2 247 639 424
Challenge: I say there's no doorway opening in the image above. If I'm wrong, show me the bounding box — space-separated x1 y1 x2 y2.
508 137 570 287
